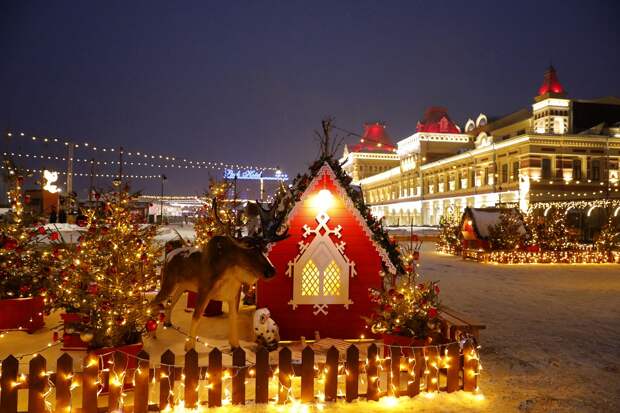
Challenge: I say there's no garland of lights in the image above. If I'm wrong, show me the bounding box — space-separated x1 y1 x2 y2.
0 164 160 180
6 130 279 171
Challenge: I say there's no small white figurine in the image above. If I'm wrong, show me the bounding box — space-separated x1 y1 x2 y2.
253 308 280 351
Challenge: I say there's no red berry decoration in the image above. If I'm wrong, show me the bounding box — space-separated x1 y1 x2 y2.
145 319 158 332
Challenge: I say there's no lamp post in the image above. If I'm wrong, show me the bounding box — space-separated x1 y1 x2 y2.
160 174 167 224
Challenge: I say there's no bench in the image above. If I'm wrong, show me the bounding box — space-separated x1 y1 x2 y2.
439 307 486 342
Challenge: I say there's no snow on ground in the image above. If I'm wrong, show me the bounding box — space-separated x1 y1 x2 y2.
1 244 619 412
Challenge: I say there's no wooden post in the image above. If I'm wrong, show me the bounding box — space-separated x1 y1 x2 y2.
446 343 460 392
82 354 98 413
325 346 338 402
184 349 199 409
278 347 292 404
408 347 423 397
56 353 73 413
425 346 439 393
208 348 222 407
159 349 175 410
232 347 246 405
366 343 379 401
108 351 126 412
463 341 479 392
133 350 150 413
28 354 47 413
300 346 314 403
255 347 269 404
1 355 19 413
389 346 401 396
345 345 359 402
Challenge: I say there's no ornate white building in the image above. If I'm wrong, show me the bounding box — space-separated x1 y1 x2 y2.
341 66 620 229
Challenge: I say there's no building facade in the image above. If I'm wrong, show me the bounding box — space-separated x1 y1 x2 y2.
341 67 620 229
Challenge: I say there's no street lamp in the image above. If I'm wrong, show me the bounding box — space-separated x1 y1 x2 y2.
160 174 167 224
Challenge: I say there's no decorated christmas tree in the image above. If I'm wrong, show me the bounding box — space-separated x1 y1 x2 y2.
0 162 56 300
193 179 235 247
437 209 462 254
49 190 161 348
533 207 574 251
595 215 620 259
366 243 441 340
487 209 525 250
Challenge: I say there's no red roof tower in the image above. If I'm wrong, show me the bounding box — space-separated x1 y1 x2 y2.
537 65 566 97
349 122 396 153
415 107 460 133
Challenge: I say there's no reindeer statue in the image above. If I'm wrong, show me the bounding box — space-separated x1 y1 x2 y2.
152 198 289 350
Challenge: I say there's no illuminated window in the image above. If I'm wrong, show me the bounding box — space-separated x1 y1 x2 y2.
323 261 341 296
301 260 320 296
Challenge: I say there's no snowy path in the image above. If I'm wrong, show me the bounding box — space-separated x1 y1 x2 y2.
419 245 620 412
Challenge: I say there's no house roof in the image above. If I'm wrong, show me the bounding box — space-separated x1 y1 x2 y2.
416 107 461 133
284 162 397 273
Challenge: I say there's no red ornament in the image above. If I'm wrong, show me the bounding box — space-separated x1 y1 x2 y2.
38 226 46 235
86 283 98 295
434 285 440 294
19 285 31 294
50 232 60 241
428 308 438 318
3 238 18 250
145 319 158 332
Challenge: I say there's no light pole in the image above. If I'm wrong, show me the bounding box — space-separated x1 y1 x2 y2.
160 174 167 224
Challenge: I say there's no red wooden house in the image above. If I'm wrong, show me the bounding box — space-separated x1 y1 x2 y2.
257 163 397 340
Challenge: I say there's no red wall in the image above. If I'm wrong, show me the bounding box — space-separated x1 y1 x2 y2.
257 170 383 340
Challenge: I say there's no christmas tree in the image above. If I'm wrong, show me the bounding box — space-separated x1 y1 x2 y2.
366 246 441 339
193 179 235 247
595 215 620 260
437 209 462 254
49 190 161 348
0 162 56 300
534 207 574 251
487 209 525 250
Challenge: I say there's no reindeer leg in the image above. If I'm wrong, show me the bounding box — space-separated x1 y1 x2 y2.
185 291 211 351
164 286 184 327
227 289 242 349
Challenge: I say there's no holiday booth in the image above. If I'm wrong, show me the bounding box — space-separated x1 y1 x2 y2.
257 162 398 340
461 207 526 250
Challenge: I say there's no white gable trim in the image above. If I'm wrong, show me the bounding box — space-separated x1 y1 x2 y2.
286 163 397 274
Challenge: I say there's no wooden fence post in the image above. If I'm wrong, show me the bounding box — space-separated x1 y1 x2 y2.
232 347 246 405
133 350 150 413
159 349 175 410
56 353 73 413
345 345 359 402
325 346 338 402
28 354 47 413
82 354 98 413
366 343 379 401
184 349 199 409
408 347 424 397
278 347 292 404
254 347 269 404
1 355 19 413
300 346 314 403
208 348 222 407
108 351 126 412
389 346 401 397
445 343 460 392
425 346 439 393
463 341 479 392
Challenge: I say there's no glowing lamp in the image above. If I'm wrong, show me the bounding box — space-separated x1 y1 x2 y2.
312 189 334 212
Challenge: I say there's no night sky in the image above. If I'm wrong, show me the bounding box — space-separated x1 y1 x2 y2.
2 0 619 197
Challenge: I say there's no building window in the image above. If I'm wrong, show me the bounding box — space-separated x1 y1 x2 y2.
470 170 476 186
501 164 508 184
512 161 519 181
542 158 552 179
572 159 582 180
484 167 489 185
591 160 601 181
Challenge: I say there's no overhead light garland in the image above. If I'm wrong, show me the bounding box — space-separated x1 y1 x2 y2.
5 130 280 172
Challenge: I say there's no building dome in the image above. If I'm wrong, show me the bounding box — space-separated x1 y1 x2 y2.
416 107 460 133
